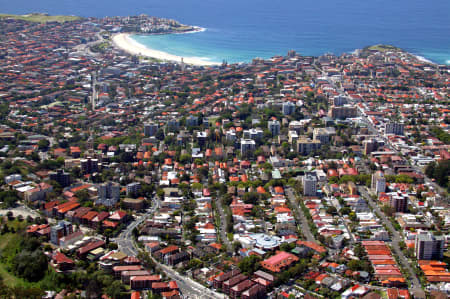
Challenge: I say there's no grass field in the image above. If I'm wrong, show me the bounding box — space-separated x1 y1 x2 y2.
367 44 401 52
0 232 29 287
0 220 63 291
0 220 39 288
0 261 27 287
3 219 29 231
0 13 80 23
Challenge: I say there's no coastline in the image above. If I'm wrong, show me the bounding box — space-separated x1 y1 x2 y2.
112 32 443 67
410 53 434 64
112 32 219 66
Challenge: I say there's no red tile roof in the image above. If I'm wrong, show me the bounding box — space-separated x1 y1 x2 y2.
78 240 105 255
296 240 327 253
131 292 140 299
260 251 299 272
53 251 74 264
109 210 127 221
158 245 179 255
57 201 80 214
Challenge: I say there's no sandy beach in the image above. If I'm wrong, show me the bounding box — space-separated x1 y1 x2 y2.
112 33 219 66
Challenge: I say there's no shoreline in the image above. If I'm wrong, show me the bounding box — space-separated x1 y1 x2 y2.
112 32 220 66
112 32 444 67
413 54 434 64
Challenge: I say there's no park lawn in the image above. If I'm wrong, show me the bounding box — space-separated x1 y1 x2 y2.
91 41 111 52
0 13 80 23
367 44 400 52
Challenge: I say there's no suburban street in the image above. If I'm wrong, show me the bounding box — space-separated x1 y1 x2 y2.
157 262 226 299
286 187 316 243
115 200 226 299
329 197 356 243
114 212 146 256
73 31 104 57
115 197 162 256
356 104 446 198
339 211 357 244
359 186 423 295
214 197 233 253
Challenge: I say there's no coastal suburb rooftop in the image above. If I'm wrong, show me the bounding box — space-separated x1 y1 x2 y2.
0 11 447 299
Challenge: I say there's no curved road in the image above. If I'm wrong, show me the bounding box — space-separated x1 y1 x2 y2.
115 202 226 298
73 31 104 57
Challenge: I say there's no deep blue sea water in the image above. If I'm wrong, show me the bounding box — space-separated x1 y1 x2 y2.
1 0 449 64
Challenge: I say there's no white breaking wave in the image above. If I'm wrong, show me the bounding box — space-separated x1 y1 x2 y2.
413 54 434 64
173 26 206 35
112 33 220 66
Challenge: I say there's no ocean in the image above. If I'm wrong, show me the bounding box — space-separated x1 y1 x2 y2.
1 0 449 64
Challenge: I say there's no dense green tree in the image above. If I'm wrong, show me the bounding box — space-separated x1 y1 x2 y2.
75 189 90 203
0 190 19 208
105 280 123 299
118 151 134 163
238 255 261 275
242 191 267 205
354 243 366 259
38 158 64 170
425 160 450 191
347 259 363 271
12 249 48 282
86 278 102 299
280 242 296 252
385 174 414 184
137 251 155 271
37 139 50 150
179 153 191 164
326 206 338 215
430 127 450 144
9 286 44 298
155 129 165 141
381 205 396 217
340 207 351 215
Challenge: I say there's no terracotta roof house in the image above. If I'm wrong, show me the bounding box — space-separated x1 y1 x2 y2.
260 251 299 273
51 251 75 271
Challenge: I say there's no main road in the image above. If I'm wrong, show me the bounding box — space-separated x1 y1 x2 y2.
115 201 226 299
214 196 233 253
286 187 316 243
359 186 423 295
73 31 104 57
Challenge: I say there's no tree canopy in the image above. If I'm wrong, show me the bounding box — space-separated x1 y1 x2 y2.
425 160 450 192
